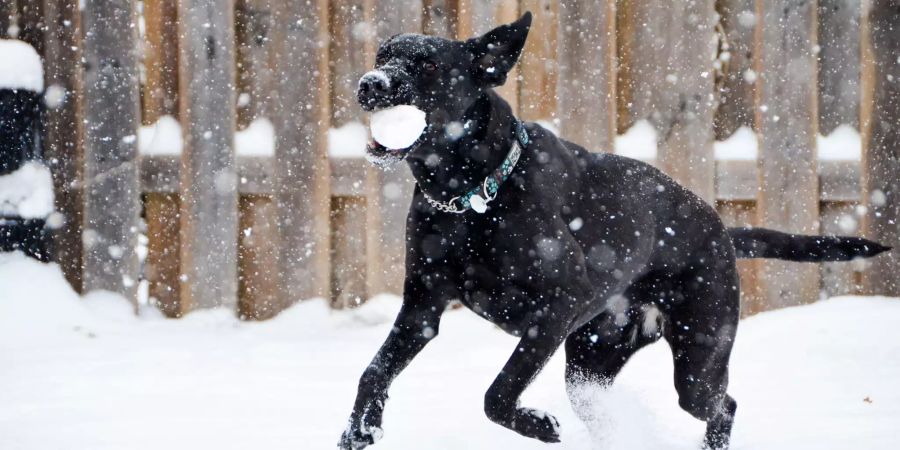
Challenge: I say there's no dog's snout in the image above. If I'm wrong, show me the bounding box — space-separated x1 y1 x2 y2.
358 71 393 110
360 74 388 95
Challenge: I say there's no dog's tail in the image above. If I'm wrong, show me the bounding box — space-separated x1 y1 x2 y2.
728 227 891 262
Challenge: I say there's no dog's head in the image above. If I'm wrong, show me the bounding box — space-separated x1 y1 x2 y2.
359 12 532 165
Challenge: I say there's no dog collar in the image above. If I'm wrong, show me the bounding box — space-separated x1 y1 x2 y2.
423 120 529 214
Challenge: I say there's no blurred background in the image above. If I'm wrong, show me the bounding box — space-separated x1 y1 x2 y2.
0 0 897 321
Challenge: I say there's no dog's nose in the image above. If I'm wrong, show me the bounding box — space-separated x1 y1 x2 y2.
358 71 392 109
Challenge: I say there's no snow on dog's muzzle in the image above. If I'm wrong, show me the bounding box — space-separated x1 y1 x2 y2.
365 105 427 167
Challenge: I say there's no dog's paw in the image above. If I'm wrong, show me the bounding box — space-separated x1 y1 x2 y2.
514 407 561 443
337 424 384 450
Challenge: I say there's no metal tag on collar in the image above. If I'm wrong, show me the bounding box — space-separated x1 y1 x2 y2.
469 194 488 213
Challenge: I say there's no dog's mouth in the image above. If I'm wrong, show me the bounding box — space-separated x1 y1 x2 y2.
365 105 429 168
365 132 427 168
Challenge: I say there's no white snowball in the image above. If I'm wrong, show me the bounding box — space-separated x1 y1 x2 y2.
370 105 427 150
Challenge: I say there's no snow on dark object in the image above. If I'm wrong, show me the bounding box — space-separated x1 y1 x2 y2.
0 39 43 92
0 39 51 261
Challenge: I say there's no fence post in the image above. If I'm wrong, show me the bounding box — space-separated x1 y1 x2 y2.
328 0 375 307
367 0 422 295
714 0 757 139
457 0 519 112
238 195 282 318
81 0 141 302
16 0 43 55
0 2 14 39
424 0 457 38
143 0 179 123
43 0 84 292
557 0 616 152
142 0 182 315
755 0 820 309
818 0 862 297
818 0 861 134
272 0 331 303
234 0 281 318
861 0 900 296
714 0 761 314
235 0 275 127
618 0 717 202
177 0 238 311
519 0 557 122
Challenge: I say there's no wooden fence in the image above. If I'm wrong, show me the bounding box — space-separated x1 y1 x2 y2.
5 0 898 319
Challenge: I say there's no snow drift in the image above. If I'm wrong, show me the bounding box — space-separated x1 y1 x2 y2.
0 252 897 449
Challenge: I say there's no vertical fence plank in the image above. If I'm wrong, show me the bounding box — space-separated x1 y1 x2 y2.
16 0 42 55
0 2 14 38
142 0 179 123
616 0 662 132
330 0 377 304
234 0 279 315
330 196 368 308
177 0 238 310
658 0 716 202
43 0 84 292
146 192 181 316
238 195 283 319
818 0 860 134
456 0 519 111
273 0 331 303
755 0 820 309
861 0 900 296
369 0 421 295
142 0 182 315
423 0 456 37
820 202 860 297
717 201 764 316
618 0 716 201
557 0 616 152
81 0 141 301
715 0 757 139
518 0 557 122
235 0 275 127
330 0 370 127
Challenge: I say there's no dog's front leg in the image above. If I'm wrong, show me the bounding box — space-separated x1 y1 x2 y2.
484 317 571 443
338 298 445 449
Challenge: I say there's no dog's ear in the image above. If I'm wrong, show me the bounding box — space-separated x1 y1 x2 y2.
465 11 532 87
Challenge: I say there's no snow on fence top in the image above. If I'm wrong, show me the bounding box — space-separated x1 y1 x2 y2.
139 116 276 157
0 39 43 92
817 124 862 161
715 126 758 160
615 121 862 161
328 122 368 158
615 119 658 159
0 161 54 219
136 115 863 163
139 116 370 159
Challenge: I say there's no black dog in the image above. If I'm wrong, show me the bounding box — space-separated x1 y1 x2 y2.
339 12 890 449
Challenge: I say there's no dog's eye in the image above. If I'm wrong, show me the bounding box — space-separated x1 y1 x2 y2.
422 61 438 72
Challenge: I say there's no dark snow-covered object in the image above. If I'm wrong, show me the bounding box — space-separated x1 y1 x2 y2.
0 39 51 261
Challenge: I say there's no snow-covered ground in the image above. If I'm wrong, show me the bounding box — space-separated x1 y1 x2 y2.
1 252 897 450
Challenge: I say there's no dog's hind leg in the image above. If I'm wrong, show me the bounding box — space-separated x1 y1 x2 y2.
666 264 740 450
564 310 660 386
563 305 662 425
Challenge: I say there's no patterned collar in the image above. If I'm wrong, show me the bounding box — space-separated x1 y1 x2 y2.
422 120 529 214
